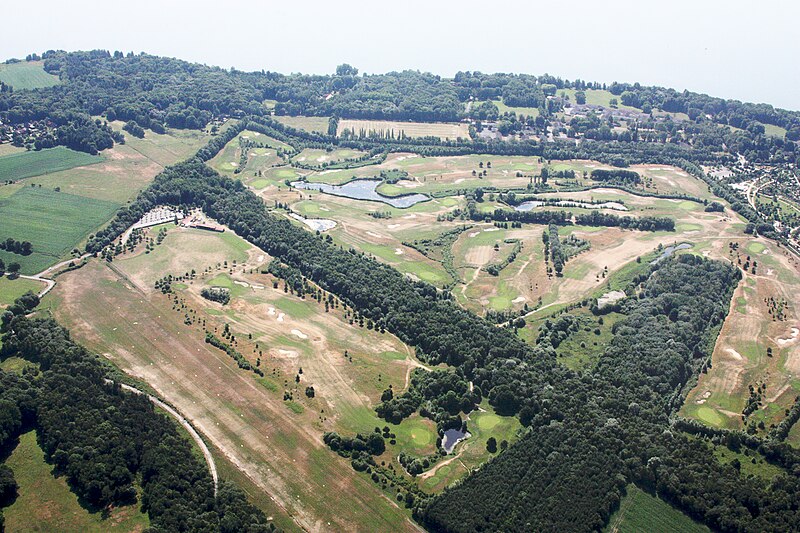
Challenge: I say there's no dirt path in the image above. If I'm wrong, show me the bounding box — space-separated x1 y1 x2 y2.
20 254 91 298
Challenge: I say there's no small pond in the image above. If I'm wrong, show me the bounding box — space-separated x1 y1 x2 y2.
441 428 471 453
291 179 428 208
651 242 692 265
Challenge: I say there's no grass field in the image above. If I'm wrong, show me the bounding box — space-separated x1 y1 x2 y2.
762 123 788 139
560 88 640 112
272 115 330 134
337 119 470 140
0 61 59 90
0 146 103 181
491 99 540 117
605 485 708 533
0 276 45 307
107 120 211 166
0 187 119 274
3 431 149 532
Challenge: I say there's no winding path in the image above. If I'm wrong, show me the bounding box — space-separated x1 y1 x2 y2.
19 254 90 298
105 379 219 495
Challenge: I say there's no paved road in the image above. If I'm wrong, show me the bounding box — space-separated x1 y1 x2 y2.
105 379 219 495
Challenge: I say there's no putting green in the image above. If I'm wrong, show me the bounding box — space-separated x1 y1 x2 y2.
696 406 724 427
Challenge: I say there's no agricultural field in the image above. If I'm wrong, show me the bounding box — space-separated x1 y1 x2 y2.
0 186 118 274
337 119 471 140
0 146 103 181
3 431 149 532
0 60 59 89
605 485 709 533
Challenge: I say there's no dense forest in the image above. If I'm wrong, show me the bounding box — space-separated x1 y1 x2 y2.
0 294 277 532
81 133 800 531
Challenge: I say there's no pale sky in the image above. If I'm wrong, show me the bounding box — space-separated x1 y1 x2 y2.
5 0 799 110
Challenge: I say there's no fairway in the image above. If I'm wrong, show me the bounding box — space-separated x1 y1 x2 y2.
3 431 149 532
0 60 59 89
0 186 119 274
0 146 103 181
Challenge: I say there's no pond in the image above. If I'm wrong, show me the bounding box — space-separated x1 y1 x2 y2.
515 199 628 212
441 428 471 453
651 242 692 265
291 179 428 208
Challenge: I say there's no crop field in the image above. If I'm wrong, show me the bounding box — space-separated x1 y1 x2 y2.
3 431 149 532
272 115 330 134
0 276 46 306
47 226 430 531
0 187 119 274
337 119 471 140
20 143 167 203
606 485 709 533
0 146 103 181
0 60 60 89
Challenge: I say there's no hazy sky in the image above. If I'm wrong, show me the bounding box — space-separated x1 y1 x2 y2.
4 0 798 110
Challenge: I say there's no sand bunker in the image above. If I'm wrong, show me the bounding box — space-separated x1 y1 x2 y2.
777 327 800 346
291 329 308 340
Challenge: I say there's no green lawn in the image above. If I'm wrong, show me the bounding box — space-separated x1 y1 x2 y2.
0 187 119 274
605 485 709 533
3 431 149 532
0 146 103 181
0 276 45 306
0 61 60 90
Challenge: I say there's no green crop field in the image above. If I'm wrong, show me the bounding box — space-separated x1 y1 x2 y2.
0 61 60 90
606 485 709 533
3 431 149 532
0 187 119 274
0 146 103 181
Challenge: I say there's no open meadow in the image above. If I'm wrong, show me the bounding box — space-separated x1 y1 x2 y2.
0 60 59 89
